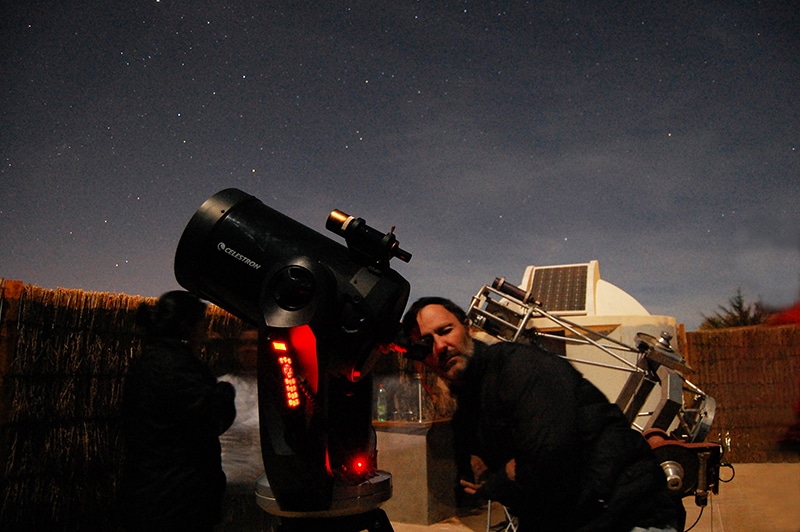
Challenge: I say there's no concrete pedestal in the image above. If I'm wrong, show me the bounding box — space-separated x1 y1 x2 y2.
374 420 458 525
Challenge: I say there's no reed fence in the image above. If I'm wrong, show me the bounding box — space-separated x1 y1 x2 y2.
0 280 247 531
685 324 800 464
1 279 798 529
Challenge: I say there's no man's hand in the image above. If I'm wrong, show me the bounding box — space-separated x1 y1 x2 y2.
460 478 482 495
460 456 517 496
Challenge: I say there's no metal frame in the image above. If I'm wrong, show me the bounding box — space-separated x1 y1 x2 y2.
467 281 715 443
486 501 519 532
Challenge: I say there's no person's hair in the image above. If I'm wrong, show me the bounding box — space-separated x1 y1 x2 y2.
135 290 207 340
401 297 469 337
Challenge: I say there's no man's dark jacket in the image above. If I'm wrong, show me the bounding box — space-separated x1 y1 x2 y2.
453 341 681 531
121 338 236 531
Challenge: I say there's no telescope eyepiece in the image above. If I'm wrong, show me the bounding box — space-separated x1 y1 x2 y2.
326 209 412 265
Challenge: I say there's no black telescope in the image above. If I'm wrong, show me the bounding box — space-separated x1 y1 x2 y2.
174 188 411 530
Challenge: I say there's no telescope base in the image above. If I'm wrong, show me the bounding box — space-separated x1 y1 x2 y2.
269 508 393 532
255 471 393 530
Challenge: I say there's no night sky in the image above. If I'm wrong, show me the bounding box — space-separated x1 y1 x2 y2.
2 1 798 330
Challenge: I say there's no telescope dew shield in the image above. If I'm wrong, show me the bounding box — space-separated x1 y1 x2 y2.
175 188 337 328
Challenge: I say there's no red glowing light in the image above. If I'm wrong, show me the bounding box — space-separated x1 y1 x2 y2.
387 342 407 354
269 327 318 409
289 325 318 393
274 350 300 408
351 456 368 475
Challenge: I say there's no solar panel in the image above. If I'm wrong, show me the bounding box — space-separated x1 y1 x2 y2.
530 265 588 312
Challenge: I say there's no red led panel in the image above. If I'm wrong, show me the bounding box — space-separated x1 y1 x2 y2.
272 340 301 408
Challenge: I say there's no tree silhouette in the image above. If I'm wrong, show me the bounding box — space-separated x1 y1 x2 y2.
699 288 772 329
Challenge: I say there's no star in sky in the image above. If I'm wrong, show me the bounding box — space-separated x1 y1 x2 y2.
1 1 798 329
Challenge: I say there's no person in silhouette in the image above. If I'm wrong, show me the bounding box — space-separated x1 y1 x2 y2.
121 291 236 531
